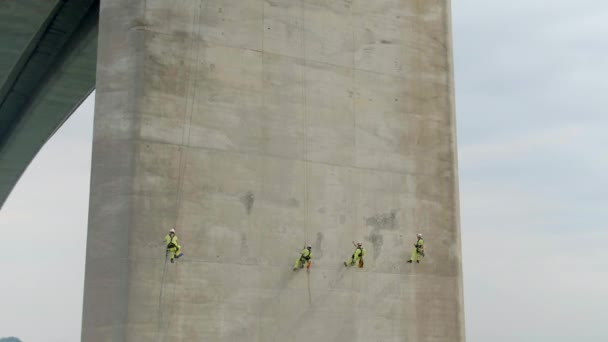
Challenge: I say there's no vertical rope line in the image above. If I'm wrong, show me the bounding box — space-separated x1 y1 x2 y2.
412 3 422 340
174 2 202 228
157 2 204 341
256 1 266 335
307 268 312 305
165 261 179 341
348 0 359 297
156 256 168 342
301 0 311 269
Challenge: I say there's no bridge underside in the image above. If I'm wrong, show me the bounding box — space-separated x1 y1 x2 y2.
0 0 99 208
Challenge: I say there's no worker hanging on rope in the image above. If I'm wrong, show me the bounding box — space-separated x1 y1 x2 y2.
344 241 366 268
164 228 184 263
407 233 424 263
293 244 313 271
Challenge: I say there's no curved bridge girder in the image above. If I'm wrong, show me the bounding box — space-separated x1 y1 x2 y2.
0 0 99 208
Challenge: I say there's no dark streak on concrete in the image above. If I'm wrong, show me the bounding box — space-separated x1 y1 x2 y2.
366 210 398 231
314 232 324 259
364 209 399 260
240 233 249 259
240 191 254 215
287 197 300 208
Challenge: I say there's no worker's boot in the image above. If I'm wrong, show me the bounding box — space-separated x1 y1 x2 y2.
407 260 412 263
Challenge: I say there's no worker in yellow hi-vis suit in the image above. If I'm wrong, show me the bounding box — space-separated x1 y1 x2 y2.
293 245 313 270
164 228 183 263
344 241 366 268
407 233 424 264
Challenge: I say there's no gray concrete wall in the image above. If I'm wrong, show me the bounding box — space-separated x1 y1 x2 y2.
82 0 464 341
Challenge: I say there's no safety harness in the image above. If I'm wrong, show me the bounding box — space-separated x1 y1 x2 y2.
301 249 311 261
167 235 177 250
415 239 424 256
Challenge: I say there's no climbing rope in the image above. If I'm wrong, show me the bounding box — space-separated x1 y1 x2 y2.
156 254 169 342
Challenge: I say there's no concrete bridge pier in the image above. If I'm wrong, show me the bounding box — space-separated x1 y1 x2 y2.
82 0 464 341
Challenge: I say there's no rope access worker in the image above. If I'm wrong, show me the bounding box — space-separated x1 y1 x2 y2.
293 244 313 270
344 241 366 268
407 233 424 263
164 228 183 263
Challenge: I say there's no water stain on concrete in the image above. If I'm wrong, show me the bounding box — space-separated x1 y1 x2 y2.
240 233 249 259
365 233 383 259
364 209 399 260
240 191 254 215
314 232 324 259
366 210 398 231
287 197 300 208
265 0 278 7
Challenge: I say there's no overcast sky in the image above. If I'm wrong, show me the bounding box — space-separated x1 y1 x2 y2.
1 0 608 341
456 0 608 341
0 95 93 342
